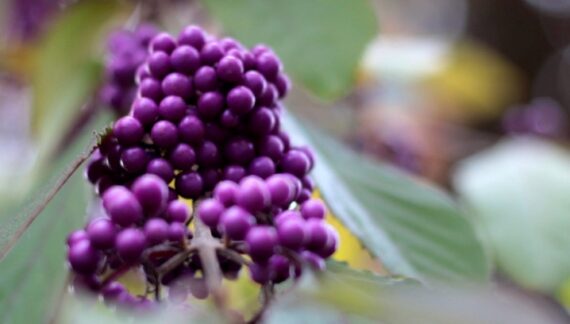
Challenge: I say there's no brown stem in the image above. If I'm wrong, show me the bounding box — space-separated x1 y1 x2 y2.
101 264 132 288
0 144 97 261
216 247 251 267
247 284 275 324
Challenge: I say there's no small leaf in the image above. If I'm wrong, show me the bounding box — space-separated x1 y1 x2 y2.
454 137 570 292
203 0 377 100
30 0 125 158
283 113 489 283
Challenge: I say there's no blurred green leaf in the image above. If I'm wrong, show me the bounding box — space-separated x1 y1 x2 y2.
31 0 123 158
283 113 489 284
454 138 570 292
203 0 377 100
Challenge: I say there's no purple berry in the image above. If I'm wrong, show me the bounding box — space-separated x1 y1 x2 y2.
224 138 255 165
197 91 224 119
132 97 158 126
243 70 267 97
256 52 280 80
144 218 169 245
280 150 310 177
86 217 117 250
269 254 290 283
227 86 255 115
258 135 285 162
266 174 295 206
220 206 254 240
102 186 143 227
223 165 246 182
197 141 221 166
162 73 192 98
165 200 190 223
115 228 146 262
146 158 174 183
159 95 187 122
178 25 206 49
247 107 275 135
139 78 163 101
178 115 205 144
168 222 187 242
120 147 148 173
200 42 224 65
113 116 143 146
305 219 328 251
168 143 196 170
170 45 200 74
194 66 219 92
249 262 270 284
201 168 221 191
68 240 100 274
274 210 302 227
175 172 203 199
132 174 169 216
235 176 270 213
258 84 278 107
151 120 178 148
197 198 225 228
274 73 291 98
213 180 239 207
102 282 126 300
300 199 326 220
216 56 244 83
317 224 339 258
297 189 311 204
248 156 275 179
150 32 176 54
148 51 171 78
277 217 306 251
220 110 241 128
67 229 88 246
246 226 277 262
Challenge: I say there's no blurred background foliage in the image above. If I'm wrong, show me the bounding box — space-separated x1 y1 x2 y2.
1 0 570 322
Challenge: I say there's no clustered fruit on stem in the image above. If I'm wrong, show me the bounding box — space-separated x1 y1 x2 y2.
66 24 339 311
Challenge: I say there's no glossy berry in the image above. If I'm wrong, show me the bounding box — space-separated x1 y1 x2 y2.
277 217 306 251
120 147 148 173
87 217 117 250
67 229 88 246
213 180 239 207
223 165 246 182
248 107 275 136
246 226 277 262
197 91 224 119
144 218 169 245
131 174 169 216
175 172 203 199
113 116 143 146
165 200 190 223
280 150 310 177
194 66 219 92
248 156 275 179
151 33 176 54
68 240 100 274
243 70 267 97
220 206 254 240
170 45 200 74
151 120 178 148
266 174 295 206
178 115 205 144
178 25 206 49
168 222 187 242
305 219 328 251
168 143 196 170
216 56 244 83
258 135 285 162
116 228 146 262
249 262 270 284
227 86 255 115
162 73 192 98
159 95 187 122
146 158 174 183
132 97 158 126
235 176 270 213
197 198 225 228
103 186 143 227
224 138 255 165
269 254 290 283
200 42 224 65
300 199 326 220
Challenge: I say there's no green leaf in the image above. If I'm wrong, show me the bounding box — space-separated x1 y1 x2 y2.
283 113 489 284
203 0 377 100
31 0 123 158
454 138 570 292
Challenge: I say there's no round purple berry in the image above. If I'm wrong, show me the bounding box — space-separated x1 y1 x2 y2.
148 51 171 78
223 165 247 182
200 42 224 65
68 240 100 274
168 143 196 170
170 45 200 74
277 217 306 251
151 120 178 148
115 228 146 262
194 66 219 92
131 174 169 216
132 97 158 126
274 210 302 227
300 199 326 220
280 150 310 177
258 135 285 162
197 198 225 228
102 186 143 227
197 91 224 119
197 141 221 166
150 32 176 54
256 52 280 80
162 73 192 98
249 262 270 284
224 138 255 165
159 95 187 122
175 172 203 199
269 254 290 283
146 158 174 183
113 116 143 146
67 229 88 246
305 219 328 251
248 156 275 179
274 73 291 98
227 86 255 115
178 115 205 145
168 222 187 242
120 147 148 173
243 70 267 97
246 226 277 262
139 78 163 101
213 180 239 207
165 200 190 223
216 56 244 83
247 107 276 135
266 174 295 206
144 218 169 245
86 217 117 250
235 176 270 213
219 206 254 240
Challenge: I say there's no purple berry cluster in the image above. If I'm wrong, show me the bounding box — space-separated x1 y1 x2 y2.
67 24 338 307
198 175 338 284
100 24 158 115
502 97 568 138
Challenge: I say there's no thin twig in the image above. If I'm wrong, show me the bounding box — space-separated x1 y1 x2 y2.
216 247 251 267
0 144 97 261
247 284 275 324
